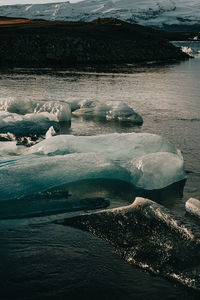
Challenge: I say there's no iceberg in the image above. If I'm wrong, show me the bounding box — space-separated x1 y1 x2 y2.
28 132 179 162
127 152 186 190
0 111 60 138
63 197 200 291
1 131 186 191
185 198 200 219
33 101 71 122
0 98 71 122
69 99 143 124
0 152 130 201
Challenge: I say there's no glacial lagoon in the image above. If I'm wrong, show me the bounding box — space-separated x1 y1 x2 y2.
0 42 200 299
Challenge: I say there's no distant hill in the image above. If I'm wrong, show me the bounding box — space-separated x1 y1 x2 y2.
0 0 200 32
0 17 189 67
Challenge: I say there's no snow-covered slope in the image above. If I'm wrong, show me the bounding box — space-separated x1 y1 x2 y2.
0 0 200 30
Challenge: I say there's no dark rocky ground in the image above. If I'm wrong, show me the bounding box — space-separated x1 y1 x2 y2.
0 17 190 67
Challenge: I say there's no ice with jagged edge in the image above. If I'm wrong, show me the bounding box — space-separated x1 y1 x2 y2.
0 98 71 122
69 99 143 124
0 0 200 29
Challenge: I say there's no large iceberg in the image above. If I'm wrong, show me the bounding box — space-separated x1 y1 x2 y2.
0 152 130 201
0 98 71 122
28 132 180 162
0 131 186 193
63 197 200 291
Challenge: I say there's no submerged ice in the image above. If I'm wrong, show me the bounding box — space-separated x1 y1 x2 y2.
0 152 130 201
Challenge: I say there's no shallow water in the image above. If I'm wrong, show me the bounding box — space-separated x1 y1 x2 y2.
0 42 200 299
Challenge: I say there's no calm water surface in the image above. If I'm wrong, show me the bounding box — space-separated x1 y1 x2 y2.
0 44 200 299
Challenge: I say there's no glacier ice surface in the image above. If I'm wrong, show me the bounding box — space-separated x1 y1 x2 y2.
28 132 180 162
0 0 200 28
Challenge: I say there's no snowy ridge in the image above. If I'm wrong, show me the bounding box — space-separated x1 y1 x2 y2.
0 0 200 29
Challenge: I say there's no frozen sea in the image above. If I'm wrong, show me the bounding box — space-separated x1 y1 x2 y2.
0 42 200 299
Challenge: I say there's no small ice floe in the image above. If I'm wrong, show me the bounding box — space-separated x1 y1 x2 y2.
193 35 200 41
68 99 143 125
63 197 200 291
126 152 186 190
0 98 71 122
34 101 71 122
45 126 56 139
185 198 200 219
0 111 60 139
181 46 193 56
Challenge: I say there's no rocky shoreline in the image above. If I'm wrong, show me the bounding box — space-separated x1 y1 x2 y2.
0 17 190 67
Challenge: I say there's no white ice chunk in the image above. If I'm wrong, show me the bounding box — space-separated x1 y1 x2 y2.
185 198 200 219
34 101 71 122
45 126 56 139
71 100 143 124
126 152 186 190
0 98 33 115
0 153 130 201
28 132 180 162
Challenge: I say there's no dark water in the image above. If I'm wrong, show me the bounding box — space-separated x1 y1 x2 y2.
0 43 200 299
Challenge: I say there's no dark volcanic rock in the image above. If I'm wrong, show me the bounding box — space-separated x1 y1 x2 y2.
62 197 200 291
0 17 189 67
